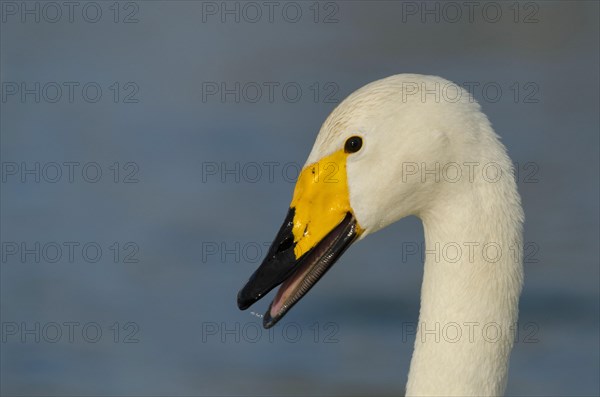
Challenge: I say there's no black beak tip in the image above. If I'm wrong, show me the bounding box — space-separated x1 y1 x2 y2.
236 208 298 312
262 306 278 329
237 288 255 311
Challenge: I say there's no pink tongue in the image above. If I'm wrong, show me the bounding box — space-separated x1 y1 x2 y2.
270 259 313 317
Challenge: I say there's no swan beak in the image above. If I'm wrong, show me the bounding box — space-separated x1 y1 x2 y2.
237 150 362 328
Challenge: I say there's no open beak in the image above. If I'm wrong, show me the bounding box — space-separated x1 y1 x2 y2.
237 150 362 328
237 209 359 328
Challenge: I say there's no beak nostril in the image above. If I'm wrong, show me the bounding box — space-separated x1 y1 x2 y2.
277 236 294 252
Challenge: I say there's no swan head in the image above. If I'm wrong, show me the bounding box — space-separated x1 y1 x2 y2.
238 74 506 327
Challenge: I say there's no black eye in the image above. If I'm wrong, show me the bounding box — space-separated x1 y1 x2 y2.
344 136 363 153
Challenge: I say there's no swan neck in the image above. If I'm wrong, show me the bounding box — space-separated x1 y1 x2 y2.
405 177 523 396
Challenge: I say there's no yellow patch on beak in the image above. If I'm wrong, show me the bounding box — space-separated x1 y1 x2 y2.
290 149 362 259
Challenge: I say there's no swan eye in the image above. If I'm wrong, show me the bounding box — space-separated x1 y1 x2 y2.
344 136 363 153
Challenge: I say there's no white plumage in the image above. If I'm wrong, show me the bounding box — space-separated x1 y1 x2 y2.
308 74 524 396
